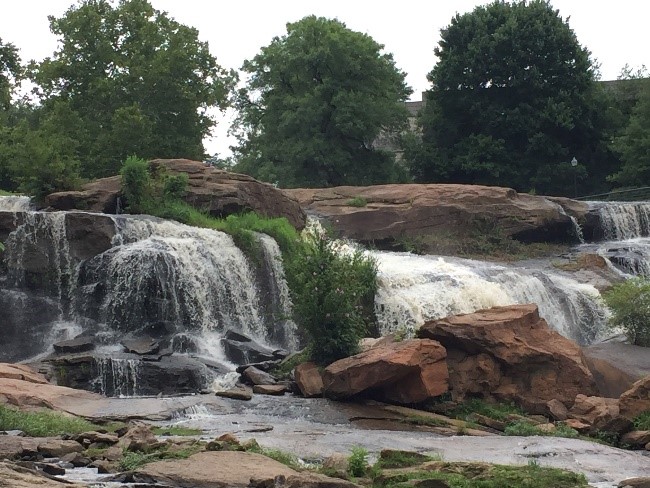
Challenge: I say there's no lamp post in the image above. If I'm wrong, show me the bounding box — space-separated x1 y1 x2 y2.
571 157 578 198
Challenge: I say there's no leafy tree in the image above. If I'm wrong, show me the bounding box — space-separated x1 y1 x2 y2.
609 81 650 186
0 38 21 111
603 278 650 347
31 0 235 179
233 16 412 188
411 0 617 196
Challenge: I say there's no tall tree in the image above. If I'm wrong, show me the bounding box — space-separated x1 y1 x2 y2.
0 38 21 111
410 0 617 196
609 81 650 187
32 0 234 178
233 16 412 188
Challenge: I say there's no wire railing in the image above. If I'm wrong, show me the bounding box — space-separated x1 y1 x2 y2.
575 187 650 202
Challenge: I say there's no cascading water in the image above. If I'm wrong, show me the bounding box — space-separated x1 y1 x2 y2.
0 202 297 389
373 252 607 344
585 201 650 277
0 195 31 212
94 357 140 397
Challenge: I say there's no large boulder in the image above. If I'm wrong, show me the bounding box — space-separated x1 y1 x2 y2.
285 184 577 246
133 451 298 488
0 364 48 385
294 362 324 398
44 159 306 229
322 339 448 404
568 394 631 433
417 304 597 413
619 376 650 420
583 343 650 398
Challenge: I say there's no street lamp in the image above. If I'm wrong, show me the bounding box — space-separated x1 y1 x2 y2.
571 157 578 198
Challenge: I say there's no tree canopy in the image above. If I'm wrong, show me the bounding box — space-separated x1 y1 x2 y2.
408 0 617 196
31 0 234 179
233 15 412 188
0 38 21 111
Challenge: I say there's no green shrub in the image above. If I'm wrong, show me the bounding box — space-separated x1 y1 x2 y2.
451 399 525 421
347 196 368 207
286 231 378 365
504 421 544 436
633 411 650 430
603 278 650 346
348 446 369 477
120 155 151 213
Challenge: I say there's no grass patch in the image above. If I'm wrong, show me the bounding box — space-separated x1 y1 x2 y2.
372 461 588 487
247 445 302 470
633 411 650 431
0 189 17 196
0 404 100 437
504 420 579 439
376 451 433 469
347 196 368 207
450 399 525 422
152 426 202 436
119 444 203 471
399 415 449 428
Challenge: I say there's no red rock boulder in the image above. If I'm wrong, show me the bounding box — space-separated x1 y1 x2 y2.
417 304 597 413
619 376 650 420
44 159 306 229
568 394 631 433
322 339 448 404
294 362 324 398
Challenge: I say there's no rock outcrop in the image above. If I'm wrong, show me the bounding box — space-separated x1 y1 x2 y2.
44 159 306 229
285 184 578 246
619 376 650 420
417 304 597 413
133 451 298 488
583 342 650 398
294 362 324 398
322 339 448 404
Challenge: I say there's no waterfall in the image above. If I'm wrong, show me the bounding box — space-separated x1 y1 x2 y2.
590 201 650 240
94 357 140 397
0 195 31 212
373 252 607 344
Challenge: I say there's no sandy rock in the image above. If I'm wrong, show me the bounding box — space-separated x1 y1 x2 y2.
417 304 597 413
90 459 112 473
619 478 650 488
117 424 160 452
37 439 83 457
216 385 253 401
0 364 48 384
619 376 650 420
285 184 577 247
0 436 40 460
0 461 73 487
561 419 592 434
61 451 91 467
280 472 362 487
583 343 650 398
0 377 104 413
546 399 569 421
322 452 349 478
294 362 324 398
253 384 287 396
242 366 277 386
134 450 297 487
568 395 632 433
73 431 119 446
621 431 650 448
323 339 448 404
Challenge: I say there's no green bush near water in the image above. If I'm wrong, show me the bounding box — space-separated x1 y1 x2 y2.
118 157 378 365
603 277 650 346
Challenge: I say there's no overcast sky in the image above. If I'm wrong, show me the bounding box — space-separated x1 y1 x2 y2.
1 0 648 156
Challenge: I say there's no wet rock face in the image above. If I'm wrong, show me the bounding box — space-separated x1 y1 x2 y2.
322 339 449 404
417 304 598 413
285 184 578 247
47 353 211 397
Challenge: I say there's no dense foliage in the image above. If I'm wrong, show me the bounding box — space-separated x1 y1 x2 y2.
286 230 378 364
603 277 650 346
233 15 412 188
408 0 618 196
609 81 650 187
